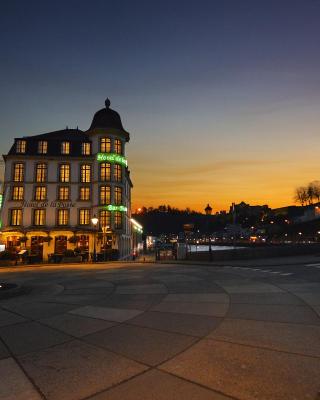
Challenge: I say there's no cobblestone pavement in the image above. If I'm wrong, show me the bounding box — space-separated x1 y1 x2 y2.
0 258 320 400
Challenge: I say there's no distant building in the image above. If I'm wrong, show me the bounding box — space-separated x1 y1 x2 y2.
205 204 213 215
0 99 133 261
230 201 270 217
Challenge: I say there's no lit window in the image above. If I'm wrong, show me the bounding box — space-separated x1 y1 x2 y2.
59 164 70 183
100 186 111 205
12 186 24 200
99 210 111 227
16 140 26 154
35 163 47 183
35 186 47 201
34 209 45 226
61 141 70 155
80 164 91 183
10 209 22 226
79 209 90 225
115 186 122 205
38 141 48 154
58 186 70 200
57 209 69 225
114 164 122 182
79 187 90 201
100 163 111 181
82 142 91 155
100 137 111 153
115 211 122 229
114 139 122 154
13 163 24 182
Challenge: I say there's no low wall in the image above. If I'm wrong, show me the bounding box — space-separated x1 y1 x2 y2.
187 244 320 262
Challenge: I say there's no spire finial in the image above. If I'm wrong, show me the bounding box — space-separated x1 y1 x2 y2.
105 98 111 108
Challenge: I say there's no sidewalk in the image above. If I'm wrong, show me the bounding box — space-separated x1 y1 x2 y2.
0 258 319 399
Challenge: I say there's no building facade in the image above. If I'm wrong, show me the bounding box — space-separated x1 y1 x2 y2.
0 99 133 261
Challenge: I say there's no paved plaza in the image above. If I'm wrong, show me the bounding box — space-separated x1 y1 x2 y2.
0 257 320 400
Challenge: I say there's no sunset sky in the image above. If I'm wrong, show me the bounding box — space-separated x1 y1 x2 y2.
1 1 320 212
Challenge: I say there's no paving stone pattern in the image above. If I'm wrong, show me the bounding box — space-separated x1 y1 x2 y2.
0 260 320 399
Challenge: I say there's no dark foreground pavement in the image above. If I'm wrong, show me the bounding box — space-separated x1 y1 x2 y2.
0 256 320 400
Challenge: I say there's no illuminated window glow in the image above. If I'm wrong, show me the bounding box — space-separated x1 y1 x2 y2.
100 137 111 153
79 187 90 201
114 139 122 154
10 209 22 226
100 186 111 205
79 209 90 225
35 163 47 182
100 163 111 181
99 210 111 227
114 164 122 182
34 209 45 225
16 140 26 153
59 164 70 182
115 211 122 229
13 163 24 182
80 164 91 183
35 186 47 201
58 186 70 201
57 209 69 225
12 186 24 201
61 141 70 155
82 142 91 155
38 141 48 154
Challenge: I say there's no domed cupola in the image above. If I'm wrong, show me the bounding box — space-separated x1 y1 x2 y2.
89 99 129 141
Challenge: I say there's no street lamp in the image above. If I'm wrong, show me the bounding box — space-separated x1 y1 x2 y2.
91 215 99 262
102 225 110 262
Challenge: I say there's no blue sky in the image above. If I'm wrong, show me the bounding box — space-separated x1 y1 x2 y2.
1 0 320 210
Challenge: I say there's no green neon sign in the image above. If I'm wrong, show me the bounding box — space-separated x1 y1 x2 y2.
105 205 127 212
97 153 127 167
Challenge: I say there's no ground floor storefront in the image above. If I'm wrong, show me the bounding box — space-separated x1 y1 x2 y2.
0 229 133 263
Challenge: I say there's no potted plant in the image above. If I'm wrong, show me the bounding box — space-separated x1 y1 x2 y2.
42 236 53 243
19 236 28 243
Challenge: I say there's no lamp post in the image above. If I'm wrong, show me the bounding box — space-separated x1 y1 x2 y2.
102 225 110 262
91 215 99 262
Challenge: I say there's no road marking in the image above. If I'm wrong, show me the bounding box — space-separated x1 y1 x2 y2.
305 263 320 267
280 272 293 276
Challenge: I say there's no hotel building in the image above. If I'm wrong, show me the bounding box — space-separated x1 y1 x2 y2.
0 99 133 261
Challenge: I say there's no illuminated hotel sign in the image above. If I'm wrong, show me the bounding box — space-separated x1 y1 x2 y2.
105 205 127 212
96 153 127 167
